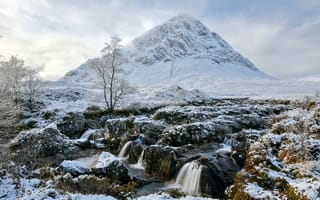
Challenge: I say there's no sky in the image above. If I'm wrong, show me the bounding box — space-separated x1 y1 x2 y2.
0 0 319 80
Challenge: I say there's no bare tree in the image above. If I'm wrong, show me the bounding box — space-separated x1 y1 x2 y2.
93 36 132 112
0 56 26 103
0 56 24 128
23 67 42 111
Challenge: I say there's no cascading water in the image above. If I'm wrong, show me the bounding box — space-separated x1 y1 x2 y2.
118 141 132 158
175 161 202 196
223 134 237 146
131 150 145 169
215 134 237 154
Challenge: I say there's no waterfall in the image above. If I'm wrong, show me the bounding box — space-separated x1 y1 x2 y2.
223 134 237 146
137 150 144 166
175 161 202 196
118 141 132 158
130 150 145 169
215 134 237 154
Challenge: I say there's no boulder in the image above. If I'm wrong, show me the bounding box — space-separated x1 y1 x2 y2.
105 117 134 137
159 122 220 146
105 116 165 144
7 123 77 159
60 160 91 176
132 117 166 145
92 152 130 183
198 155 240 198
143 145 179 179
57 112 85 138
74 129 106 149
127 142 144 164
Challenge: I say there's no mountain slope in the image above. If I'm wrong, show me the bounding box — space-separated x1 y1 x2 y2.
61 15 273 88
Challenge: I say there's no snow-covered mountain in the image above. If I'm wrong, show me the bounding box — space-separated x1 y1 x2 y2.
61 15 272 88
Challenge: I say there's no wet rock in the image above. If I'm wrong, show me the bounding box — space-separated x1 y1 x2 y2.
57 112 85 138
230 130 262 167
92 152 130 183
143 145 179 179
60 160 91 176
198 155 240 198
127 143 144 164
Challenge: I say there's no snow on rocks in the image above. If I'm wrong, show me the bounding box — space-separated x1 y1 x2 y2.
227 105 320 199
60 160 91 176
6 123 77 159
92 152 130 183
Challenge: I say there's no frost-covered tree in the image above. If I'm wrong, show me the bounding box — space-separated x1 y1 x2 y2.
0 56 26 103
23 67 42 111
0 56 25 127
93 36 132 112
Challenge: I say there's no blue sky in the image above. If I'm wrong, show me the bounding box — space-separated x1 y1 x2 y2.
0 0 319 80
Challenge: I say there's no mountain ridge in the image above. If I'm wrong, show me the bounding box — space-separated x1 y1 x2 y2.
62 15 273 88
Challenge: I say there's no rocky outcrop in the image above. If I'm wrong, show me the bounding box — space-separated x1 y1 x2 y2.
198 155 240 198
7 123 77 159
159 122 221 146
127 142 144 164
57 112 85 138
143 145 179 179
92 152 130 183
105 117 134 137
105 117 165 145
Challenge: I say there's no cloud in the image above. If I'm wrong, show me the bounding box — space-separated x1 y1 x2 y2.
206 16 320 79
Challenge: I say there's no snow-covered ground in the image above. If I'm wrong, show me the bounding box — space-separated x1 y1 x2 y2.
41 78 320 116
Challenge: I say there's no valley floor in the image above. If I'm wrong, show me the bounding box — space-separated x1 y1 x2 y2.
1 82 320 200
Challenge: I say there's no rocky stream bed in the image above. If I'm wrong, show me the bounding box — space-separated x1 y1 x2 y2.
1 97 320 199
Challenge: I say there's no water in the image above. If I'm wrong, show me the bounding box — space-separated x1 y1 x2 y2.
130 150 145 170
118 141 132 158
175 161 202 196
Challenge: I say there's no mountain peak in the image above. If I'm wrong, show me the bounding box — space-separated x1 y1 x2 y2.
128 15 257 70
62 15 271 85
167 14 202 24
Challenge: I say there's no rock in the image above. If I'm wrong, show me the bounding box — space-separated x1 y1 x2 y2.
19 118 38 129
143 145 179 179
57 112 85 138
230 130 262 167
127 142 144 164
7 123 77 159
198 155 240 198
60 160 91 176
104 116 165 142
105 117 134 137
74 129 106 149
132 117 166 145
153 106 219 124
159 122 219 146
84 119 102 130
92 152 130 183
235 114 265 130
